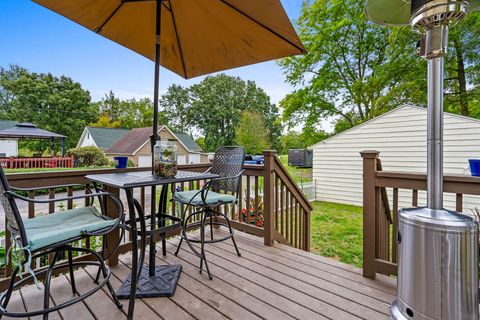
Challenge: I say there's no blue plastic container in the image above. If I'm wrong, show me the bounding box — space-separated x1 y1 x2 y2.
114 156 128 169
468 159 480 176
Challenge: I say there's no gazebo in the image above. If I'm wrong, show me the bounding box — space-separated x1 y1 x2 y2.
0 122 66 156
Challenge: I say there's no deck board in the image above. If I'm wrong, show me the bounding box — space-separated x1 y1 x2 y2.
6 231 393 320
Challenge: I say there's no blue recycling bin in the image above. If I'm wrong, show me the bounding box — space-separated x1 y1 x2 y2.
468 159 480 176
114 156 128 169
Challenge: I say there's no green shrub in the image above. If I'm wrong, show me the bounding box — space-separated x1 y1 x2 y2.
67 146 109 167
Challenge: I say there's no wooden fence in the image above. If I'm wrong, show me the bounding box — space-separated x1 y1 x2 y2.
361 150 480 279
0 150 312 290
0 156 74 169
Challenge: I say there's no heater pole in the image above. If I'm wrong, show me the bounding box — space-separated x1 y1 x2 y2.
424 23 448 210
427 56 445 210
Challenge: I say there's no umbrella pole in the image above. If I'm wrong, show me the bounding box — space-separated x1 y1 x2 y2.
150 0 162 173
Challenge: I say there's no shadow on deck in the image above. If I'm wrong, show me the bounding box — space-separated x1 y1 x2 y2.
4 230 395 320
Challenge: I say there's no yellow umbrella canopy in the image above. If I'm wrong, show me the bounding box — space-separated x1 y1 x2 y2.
33 0 306 79
365 0 480 26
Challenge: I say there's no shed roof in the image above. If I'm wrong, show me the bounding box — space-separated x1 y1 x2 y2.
0 123 65 139
87 126 130 149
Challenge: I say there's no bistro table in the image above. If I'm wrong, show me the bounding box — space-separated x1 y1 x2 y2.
86 170 218 320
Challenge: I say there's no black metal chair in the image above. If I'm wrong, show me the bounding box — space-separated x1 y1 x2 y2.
173 146 245 279
0 166 124 319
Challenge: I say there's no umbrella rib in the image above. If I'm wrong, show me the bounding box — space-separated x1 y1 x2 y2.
218 0 306 54
169 0 188 78
95 2 125 33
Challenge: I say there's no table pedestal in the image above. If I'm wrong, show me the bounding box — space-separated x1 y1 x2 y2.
116 265 182 298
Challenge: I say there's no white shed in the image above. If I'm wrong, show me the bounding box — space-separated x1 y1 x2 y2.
311 105 480 211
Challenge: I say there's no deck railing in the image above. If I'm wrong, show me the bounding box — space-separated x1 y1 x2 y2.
0 156 74 169
361 150 480 279
0 150 311 290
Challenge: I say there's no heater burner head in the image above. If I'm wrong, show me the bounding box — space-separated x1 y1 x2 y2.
410 0 469 33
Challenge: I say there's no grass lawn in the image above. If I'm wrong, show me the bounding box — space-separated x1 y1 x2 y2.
310 201 363 268
278 154 312 183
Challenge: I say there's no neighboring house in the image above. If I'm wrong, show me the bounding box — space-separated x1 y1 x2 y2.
77 127 130 150
311 105 480 211
0 120 19 157
105 125 209 166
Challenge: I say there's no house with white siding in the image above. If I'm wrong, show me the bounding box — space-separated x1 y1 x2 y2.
311 105 480 211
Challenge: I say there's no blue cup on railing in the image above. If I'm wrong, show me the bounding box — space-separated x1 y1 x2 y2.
114 156 128 169
468 159 480 176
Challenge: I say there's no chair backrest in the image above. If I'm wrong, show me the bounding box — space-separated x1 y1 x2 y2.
0 167 28 247
209 146 245 194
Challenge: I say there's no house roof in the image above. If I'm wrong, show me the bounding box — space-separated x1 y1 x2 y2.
106 127 153 154
173 132 202 152
0 120 18 131
106 126 203 155
0 123 65 139
87 126 130 149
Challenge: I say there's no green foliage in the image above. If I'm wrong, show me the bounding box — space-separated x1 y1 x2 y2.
67 146 109 167
0 65 99 149
91 91 167 129
159 84 192 135
444 13 480 116
279 0 425 134
279 129 328 154
235 111 270 154
195 137 206 152
160 74 282 152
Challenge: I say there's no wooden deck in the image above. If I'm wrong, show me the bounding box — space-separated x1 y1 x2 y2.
4 230 396 320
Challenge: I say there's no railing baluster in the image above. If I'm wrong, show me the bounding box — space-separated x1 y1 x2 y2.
412 189 418 207
254 176 259 226
392 188 399 264
456 193 463 212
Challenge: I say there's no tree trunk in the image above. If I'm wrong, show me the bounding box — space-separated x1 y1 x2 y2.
453 38 469 116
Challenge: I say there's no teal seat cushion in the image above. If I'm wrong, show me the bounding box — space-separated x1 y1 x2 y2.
23 207 117 251
174 190 236 206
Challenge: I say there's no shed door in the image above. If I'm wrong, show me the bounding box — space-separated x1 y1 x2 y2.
138 156 152 167
189 154 201 164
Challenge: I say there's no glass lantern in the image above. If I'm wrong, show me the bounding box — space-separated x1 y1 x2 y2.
153 141 178 178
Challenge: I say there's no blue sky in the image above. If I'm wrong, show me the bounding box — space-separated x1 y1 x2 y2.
0 0 303 105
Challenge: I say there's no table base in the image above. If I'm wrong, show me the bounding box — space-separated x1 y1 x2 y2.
116 265 182 299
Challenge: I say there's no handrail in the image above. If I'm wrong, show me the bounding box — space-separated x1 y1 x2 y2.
361 150 480 279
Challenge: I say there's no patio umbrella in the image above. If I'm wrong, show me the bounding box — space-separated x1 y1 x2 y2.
32 0 306 157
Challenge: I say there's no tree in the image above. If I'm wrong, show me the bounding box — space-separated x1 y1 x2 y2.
236 111 270 154
159 84 193 135
0 65 98 149
279 129 329 154
445 13 480 116
92 91 166 129
161 74 281 152
279 0 425 134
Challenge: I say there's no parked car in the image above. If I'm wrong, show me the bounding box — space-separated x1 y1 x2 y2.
244 155 264 165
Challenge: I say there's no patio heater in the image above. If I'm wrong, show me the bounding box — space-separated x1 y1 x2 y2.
365 0 480 319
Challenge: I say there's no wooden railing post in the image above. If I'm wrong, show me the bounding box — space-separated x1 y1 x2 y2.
105 185 121 267
361 150 380 279
263 150 276 246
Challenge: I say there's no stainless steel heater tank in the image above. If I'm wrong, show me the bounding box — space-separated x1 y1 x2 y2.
391 207 478 320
